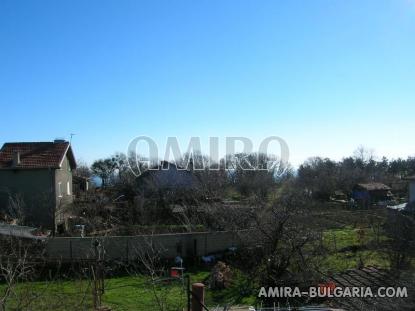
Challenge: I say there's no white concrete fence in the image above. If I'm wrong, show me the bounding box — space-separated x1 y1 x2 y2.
46 230 248 261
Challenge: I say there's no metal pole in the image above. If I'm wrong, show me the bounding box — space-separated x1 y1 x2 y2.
187 275 191 311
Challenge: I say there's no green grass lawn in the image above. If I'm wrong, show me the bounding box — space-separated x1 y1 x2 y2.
318 226 391 273
0 269 258 311
103 271 210 311
0 278 95 310
0 273 200 310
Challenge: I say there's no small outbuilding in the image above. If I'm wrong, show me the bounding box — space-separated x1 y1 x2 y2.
330 190 348 203
72 175 90 197
352 182 392 208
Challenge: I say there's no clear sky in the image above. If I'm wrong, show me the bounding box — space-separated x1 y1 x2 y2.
1 0 414 166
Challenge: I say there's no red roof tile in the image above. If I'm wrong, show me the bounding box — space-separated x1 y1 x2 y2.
0 142 76 169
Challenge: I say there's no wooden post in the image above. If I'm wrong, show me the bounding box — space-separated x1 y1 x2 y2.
69 240 73 261
187 276 191 311
125 239 129 262
191 283 205 311
92 239 104 310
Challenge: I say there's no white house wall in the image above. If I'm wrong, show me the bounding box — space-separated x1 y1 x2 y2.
410 181 415 204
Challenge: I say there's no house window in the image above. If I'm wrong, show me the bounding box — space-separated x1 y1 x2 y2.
67 181 71 195
58 182 62 197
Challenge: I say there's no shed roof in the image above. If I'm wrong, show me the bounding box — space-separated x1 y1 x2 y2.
0 141 76 170
355 182 391 191
137 161 200 192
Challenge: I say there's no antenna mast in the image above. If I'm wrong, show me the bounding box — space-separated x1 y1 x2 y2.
70 133 76 144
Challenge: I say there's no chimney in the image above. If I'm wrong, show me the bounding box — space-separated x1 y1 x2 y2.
12 152 21 167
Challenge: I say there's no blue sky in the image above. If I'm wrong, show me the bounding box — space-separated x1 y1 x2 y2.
0 0 414 166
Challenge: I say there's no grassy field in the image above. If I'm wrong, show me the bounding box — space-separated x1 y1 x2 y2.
103 273 200 311
319 226 391 273
0 272 198 310
0 268 258 310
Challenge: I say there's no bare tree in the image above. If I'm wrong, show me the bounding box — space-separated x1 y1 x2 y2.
0 236 41 311
229 153 283 199
368 214 383 246
384 211 415 269
236 188 319 290
353 145 375 164
125 236 185 311
74 159 92 178
91 158 117 188
7 193 26 225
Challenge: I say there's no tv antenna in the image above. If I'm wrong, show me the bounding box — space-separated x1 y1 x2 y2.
70 133 76 144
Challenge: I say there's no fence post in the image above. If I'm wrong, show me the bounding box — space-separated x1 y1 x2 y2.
332 231 337 252
69 240 73 261
187 276 191 311
204 233 207 255
126 238 129 262
191 283 205 311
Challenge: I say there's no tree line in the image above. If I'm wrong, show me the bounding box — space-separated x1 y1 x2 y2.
77 146 415 202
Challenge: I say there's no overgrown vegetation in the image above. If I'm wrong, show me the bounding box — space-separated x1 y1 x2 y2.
1 147 415 310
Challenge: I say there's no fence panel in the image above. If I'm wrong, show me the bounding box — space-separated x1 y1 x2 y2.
46 230 247 261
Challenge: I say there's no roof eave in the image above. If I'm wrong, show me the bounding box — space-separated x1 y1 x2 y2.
0 166 60 170
59 144 77 170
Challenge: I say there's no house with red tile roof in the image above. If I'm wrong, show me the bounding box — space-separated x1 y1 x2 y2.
0 140 77 230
